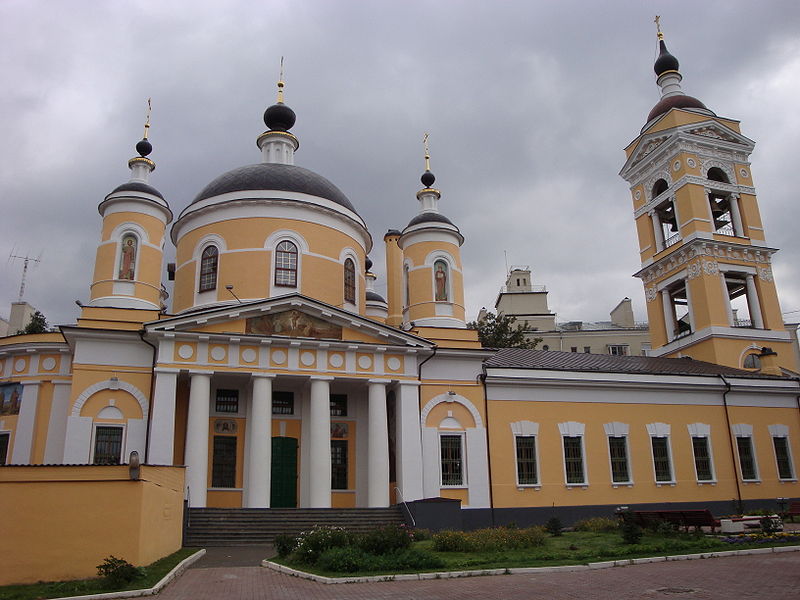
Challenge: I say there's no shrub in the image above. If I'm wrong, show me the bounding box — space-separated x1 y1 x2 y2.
411 528 432 541
317 546 371 572
274 533 297 558
293 525 354 564
621 519 643 544
432 526 548 552
358 524 412 555
573 517 618 533
651 520 678 536
382 547 444 570
96 556 144 587
545 517 563 536
432 529 472 552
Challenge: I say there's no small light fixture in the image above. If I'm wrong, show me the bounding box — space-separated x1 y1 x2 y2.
225 285 243 304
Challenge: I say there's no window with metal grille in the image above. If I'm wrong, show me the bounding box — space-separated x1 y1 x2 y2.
440 434 464 486
274 241 298 287
692 436 714 481
199 245 218 292
344 258 356 304
331 439 348 490
515 436 538 485
608 436 630 483
773 437 794 480
0 432 9 465
736 436 758 480
212 436 237 488
272 391 294 415
651 437 673 482
93 426 123 465
215 389 239 413
563 436 585 484
330 394 347 417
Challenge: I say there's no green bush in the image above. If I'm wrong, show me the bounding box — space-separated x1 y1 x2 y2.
316 546 445 573
382 547 444 570
411 528 432 541
96 556 144 587
293 526 354 564
317 546 371 572
545 517 563 536
573 517 618 533
621 519 643 545
432 529 472 552
274 533 297 558
357 524 412 555
432 526 548 552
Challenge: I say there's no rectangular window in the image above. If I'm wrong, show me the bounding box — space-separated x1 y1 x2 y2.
651 437 673 482
583 346 591 353
570 346 578 353
331 439 348 490
563 436 585 484
93 426 123 465
272 391 294 415
692 436 714 481
0 432 10 464
515 436 538 485
773 437 794 480
440 434 464 486
608 345 629 356
212 436 237 487
608 436 630 483
330 394 347 417
215 389 239 413
736 436 758 481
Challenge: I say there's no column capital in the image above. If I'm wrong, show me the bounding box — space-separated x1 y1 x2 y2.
20 380 43 386
154 367 180 375
187 370 213 378
309 375 335 382
395 380 422 387
368 378 392 385
251 372 276 380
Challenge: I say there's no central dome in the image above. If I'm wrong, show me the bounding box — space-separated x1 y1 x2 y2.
192 162 358 214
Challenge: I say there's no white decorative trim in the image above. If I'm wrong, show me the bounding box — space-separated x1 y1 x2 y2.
510 420 539 436
768 424 790 437
558 421 585 436
687 423 711 437
647 422 671 437
420 393 483 428
72 379 149 419
731 423 753 437
603 422 629 436
701 158 735 183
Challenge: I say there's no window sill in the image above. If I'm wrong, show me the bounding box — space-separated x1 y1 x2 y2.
696 480 717 486
565 484 589 489
778 479 798 483
611 483 634 488
441 485 467 489
655 482 676 487
742 480 761 485
517 485 541 490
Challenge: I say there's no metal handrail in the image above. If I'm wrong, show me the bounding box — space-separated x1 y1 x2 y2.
394 486 416 527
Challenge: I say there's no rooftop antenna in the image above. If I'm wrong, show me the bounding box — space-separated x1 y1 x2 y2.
9 250 42 302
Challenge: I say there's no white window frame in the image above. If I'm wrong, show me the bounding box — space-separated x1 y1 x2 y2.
647 422 675 485
687 423 716 484
511 421 540 489
558 421 587 487
265 231 307 298
732 423 760 482
607 344 629 356
768 424 796 482
604 422 632 486
90 423 126 465
439 431 466 488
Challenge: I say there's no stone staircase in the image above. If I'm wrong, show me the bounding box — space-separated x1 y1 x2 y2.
184 506 407 546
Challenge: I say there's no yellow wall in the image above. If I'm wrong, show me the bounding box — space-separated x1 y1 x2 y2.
0 465 184 585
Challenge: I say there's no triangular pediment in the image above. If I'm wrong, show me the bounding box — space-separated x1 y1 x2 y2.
145 294 433 348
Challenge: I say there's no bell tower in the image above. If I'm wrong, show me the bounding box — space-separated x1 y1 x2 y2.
620 22 798 372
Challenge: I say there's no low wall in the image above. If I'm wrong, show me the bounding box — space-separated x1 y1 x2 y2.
0 464 185 585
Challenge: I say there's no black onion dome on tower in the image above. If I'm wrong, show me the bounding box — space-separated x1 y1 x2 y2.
136 138 153 157
264 102 296 131
653 39 680 75
421 169 436 188
108 133 164 200
365 257 373 272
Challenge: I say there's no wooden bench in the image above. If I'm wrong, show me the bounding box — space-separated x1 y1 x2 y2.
782 501 800 522
631 509 720 533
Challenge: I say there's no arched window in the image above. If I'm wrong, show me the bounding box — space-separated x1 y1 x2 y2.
118 234 138 280
743 353 761 369
343 258 356 304
275 241 298 287
403 264 410 308
652 179 668 198
707 167 729 183
199 245 219 292
434 259 449 301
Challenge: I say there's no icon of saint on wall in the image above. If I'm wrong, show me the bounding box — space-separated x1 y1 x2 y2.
434 260 448 301
119 235 137 280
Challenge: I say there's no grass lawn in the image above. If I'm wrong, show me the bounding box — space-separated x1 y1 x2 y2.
274 530 800 578
0 548 198 600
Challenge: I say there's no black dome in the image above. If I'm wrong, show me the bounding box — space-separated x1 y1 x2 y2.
406 211 456 228
136 138 153 157
264 103 296 131
365 256 373 271
654 40 680 76
421 170 436 187
366 290 386 303
109 181 164 200
192 162 358 213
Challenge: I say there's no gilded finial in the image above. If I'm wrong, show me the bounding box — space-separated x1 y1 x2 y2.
423 132 431 171
655 15 663 41
277 56 285 103
143 97 152 139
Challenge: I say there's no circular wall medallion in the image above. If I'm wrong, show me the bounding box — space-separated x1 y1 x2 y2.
387 357 402 371
686 158 696 168
178 344 193 359
241 348 257 363
272 350 287 365
14 359 26 373
740 168 749 178
358 355 372 369
673 160 681 171
41 357 57 371
634 190 641 200
210 346 226 361
329 353 344 368
301 352 315 366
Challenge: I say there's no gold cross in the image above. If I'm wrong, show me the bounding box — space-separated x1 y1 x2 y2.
423 132 431 170
143 98 151 139
655 15 663 40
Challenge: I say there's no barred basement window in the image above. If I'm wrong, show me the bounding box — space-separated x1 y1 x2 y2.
215 389 239 413
0 432 8 465
772 437 794 480
93 426 123 465
212 435 237 488
344 258 356 304
440 434 464 486
330 394 347 417
515 435 538 485
563 436 585 484
199 245 218 292
331 439 348 490
651 437 673 482
692 436 714 481
608 436 630 483
736 436 758 481
274 240 298 287
272 391 294 415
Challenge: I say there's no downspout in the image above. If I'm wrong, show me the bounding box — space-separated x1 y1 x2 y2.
480 361 496 527
718 374 743 513
139 329 159 465
413 345 437 507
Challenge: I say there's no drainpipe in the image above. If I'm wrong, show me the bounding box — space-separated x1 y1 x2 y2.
480 362 496 527
139 329 159 465
719 374 743 514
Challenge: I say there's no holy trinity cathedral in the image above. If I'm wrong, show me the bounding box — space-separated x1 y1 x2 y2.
1 29 799 548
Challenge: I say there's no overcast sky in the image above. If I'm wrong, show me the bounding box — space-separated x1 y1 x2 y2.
1 0 798 330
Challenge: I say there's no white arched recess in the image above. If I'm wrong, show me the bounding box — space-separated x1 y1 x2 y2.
63 379 148 464
420 393 490 508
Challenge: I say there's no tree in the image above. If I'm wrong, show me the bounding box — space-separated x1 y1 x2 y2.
20 311 48 334
467 311 541 349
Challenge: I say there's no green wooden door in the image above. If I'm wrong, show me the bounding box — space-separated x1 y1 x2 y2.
271 437 298 508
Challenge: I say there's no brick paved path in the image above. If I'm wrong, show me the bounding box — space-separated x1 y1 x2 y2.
161 552 800 599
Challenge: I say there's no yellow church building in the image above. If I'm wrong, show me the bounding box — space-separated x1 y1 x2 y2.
1 27 799 583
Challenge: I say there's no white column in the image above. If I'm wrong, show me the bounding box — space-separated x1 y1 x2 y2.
10 382 41 464
245 374 273 508
44 380 71 464
650 210 664 252
308 377 332 508
729 194 744 237
395 382 423 501
661 289 676 342
684 280 695 333
367 380 390 507
745 274 764 329
185 371 211 508
147 369 178 465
